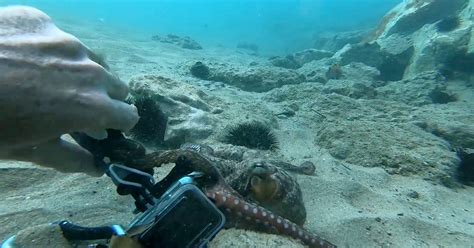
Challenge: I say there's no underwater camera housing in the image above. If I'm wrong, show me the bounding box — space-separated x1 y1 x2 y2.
0 173 225 248
128 176 225 248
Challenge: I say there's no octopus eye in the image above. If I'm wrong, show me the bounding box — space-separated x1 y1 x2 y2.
254 162 265 168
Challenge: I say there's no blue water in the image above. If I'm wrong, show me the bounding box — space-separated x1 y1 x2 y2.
1 0 400 53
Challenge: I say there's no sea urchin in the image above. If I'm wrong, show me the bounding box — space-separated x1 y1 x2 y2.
223 121 279 150
127 93 167 146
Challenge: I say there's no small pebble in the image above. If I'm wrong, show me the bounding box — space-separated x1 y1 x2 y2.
407 190 420 199
212 108 224 114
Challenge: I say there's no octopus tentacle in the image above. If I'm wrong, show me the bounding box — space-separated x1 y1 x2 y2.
206 185 336 248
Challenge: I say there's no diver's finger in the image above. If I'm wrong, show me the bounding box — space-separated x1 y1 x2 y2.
7 138 104 176
100 69 129 101
69 91 138 134
98 98 139 132
84 129 108 140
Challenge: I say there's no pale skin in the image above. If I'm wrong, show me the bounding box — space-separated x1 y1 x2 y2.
0 6 139 176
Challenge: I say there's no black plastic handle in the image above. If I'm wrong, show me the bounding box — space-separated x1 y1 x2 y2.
58 220 123 240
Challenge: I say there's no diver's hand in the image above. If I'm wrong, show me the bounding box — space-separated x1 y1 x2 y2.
0 6 139 176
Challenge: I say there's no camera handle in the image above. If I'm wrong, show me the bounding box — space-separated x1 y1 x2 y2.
106 163 156 213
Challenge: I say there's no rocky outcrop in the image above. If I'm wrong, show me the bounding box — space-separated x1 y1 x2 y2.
269 49 333 69
297 58 380 84
313 30 370 52
263 81 462 187
292 49 334 66
268 56 300 69
322 79 377 99
371 0 472 79
376 71 457 106
335 42 414 81
315 118 458 183
412 103 474 149
207 63 306 92
373 0 468 38
332 0 473 80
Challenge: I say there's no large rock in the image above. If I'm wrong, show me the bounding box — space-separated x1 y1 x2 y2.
412 103 474 149
315 119 459 185
292 49 334 66
313 30 371 52
129 75 218 147
268 49 333 69
297 58 380 84
329 0 473 80
374 0 468 37
207 63 306 92
268 55 300 69
334 42 414 81
365 0 473 79
376 71 457 106
322 79 377 99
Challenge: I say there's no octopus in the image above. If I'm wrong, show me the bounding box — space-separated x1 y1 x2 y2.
72 131 336 248
179 143 308 226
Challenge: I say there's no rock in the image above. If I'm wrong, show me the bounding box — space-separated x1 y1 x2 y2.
425 122 474 149
436 16 462 33
376 0 468 37
269 49 333 70
208 63 306 92
340 62 381 81
412 103 474 149
264 81 461 185
376 71 457 106
190 61 210 79
268 55 300 69
315 119 458 184
335 42 414 81
362 0 473 79
407 190 420 199
313 30 371 52
456 148 474 185
129 75 217 147
296 58 334 83
151 34 202 50
322 79 377 99
297 58 380 83
292 49 333 65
